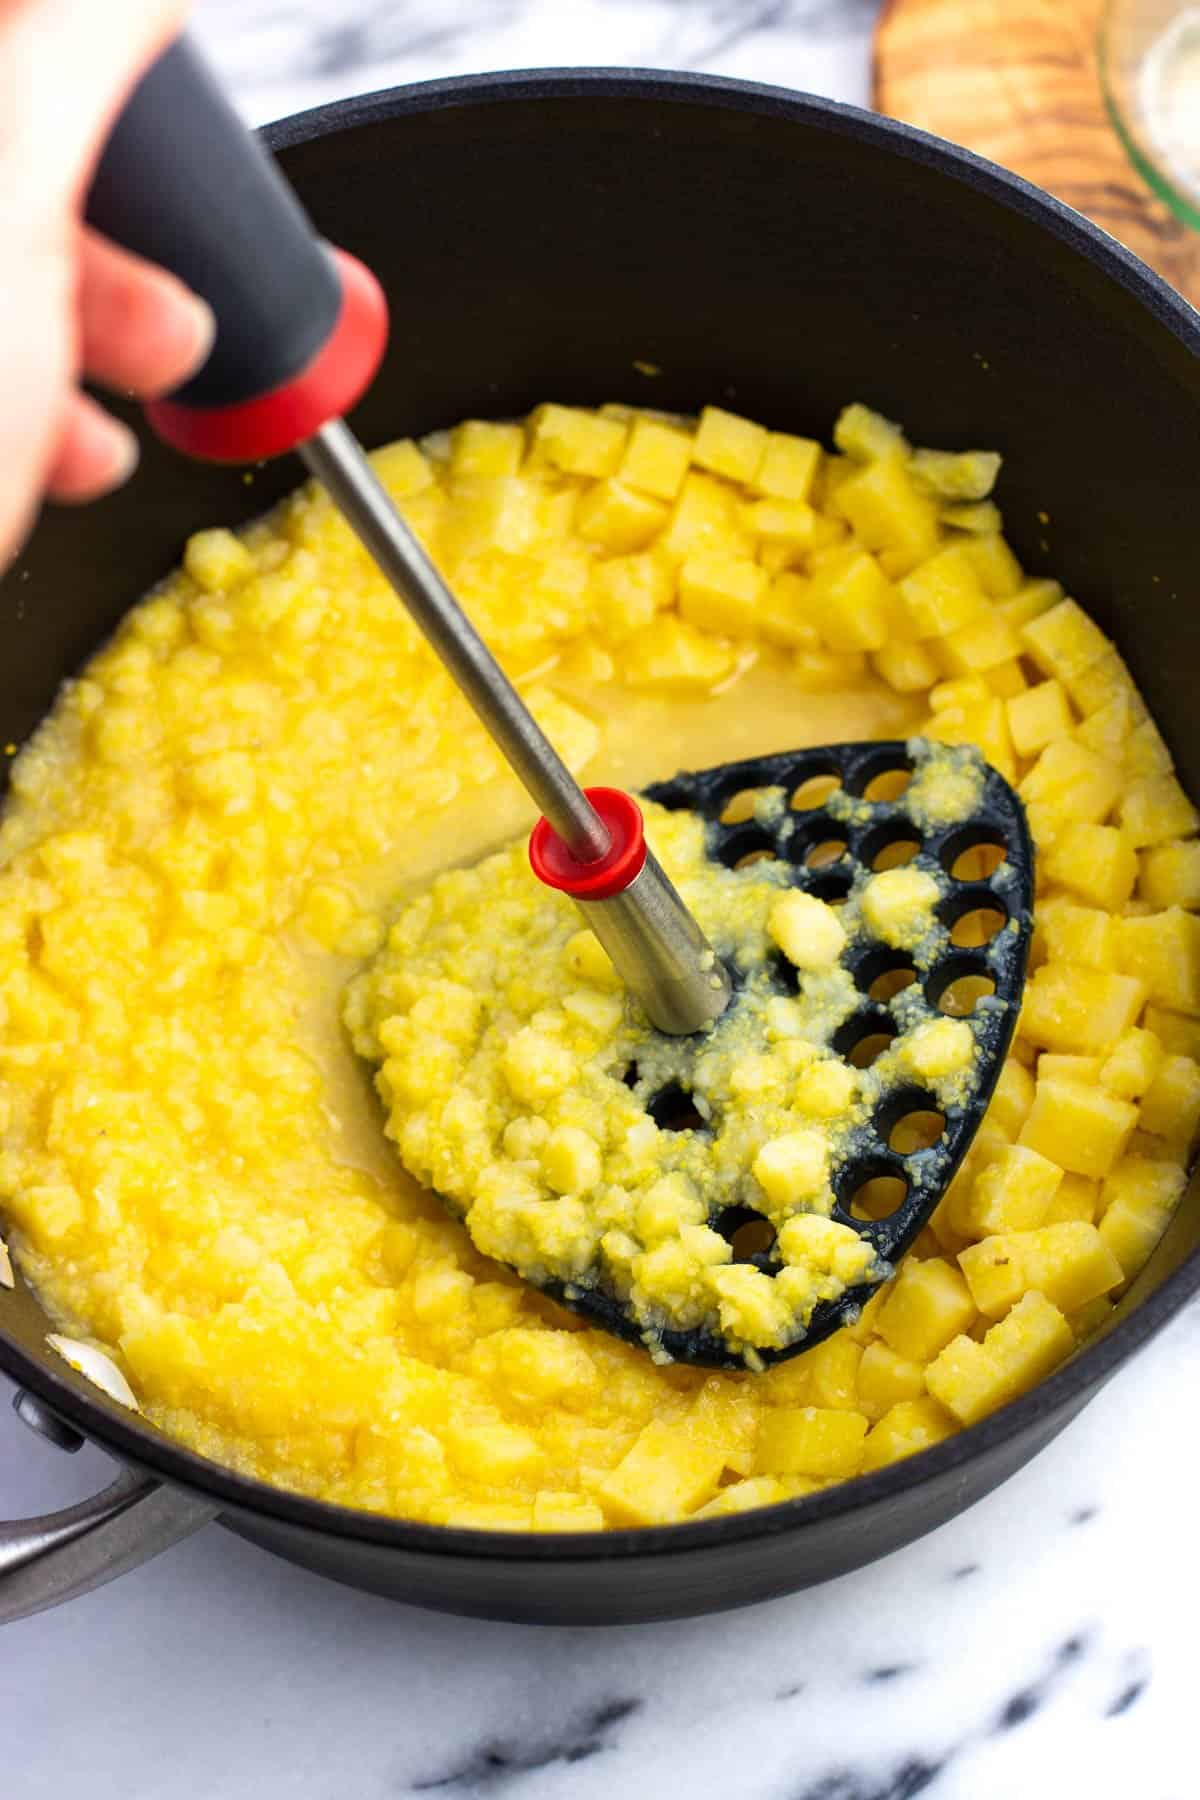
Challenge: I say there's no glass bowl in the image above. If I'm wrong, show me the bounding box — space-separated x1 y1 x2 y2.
1101 0 1200 229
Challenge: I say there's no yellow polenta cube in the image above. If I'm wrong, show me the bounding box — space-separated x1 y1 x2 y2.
445 1417 543 1484
926 1291 1074 1425
999 577 1062 629
806 547 892 651
1140 839 1200 909
752 431 823 501
834 456 940 574
872 640 942 694
911 447 1001 501
1138 1054 1200 1150
939 608 1022 675
942 500 1002 533
678 552 767 638
1100 1028 1164 1100
621 615 735 694
1006 679 1073 757
987 659 1028 701
792 648 868 689
1020 598 1110 682
591 550 673 641
759 573 819 650
596 1419 726 1525
800 1334 863 1411
1034 898 1116 972
449 419 524 478
963 533 1023 599
575 480 668 553
753 1129 830 1209
1041 823 1137 911
1044 1174 1100 1224
755 1405 869 1478
1065 649 1144 718
1018 1077 1139 1178
860 1397 957 1472
1020 740 1120 828
776 1215 874 1285
860 867 941 948
660 471 751 560
1019 964 1146 1055
958 1144 1063 1236
530 404 626 477
856 1341 926 1421
617 417 692 499
988 1058 1035 1138
1115 909 1200 1013
1120 774 1200 849
1098 1156 1187 1282
531 1491 606 1531
834 403 906 461
958 1221 1122 1317
541 1126 602 1195
875 1257 976 1362
1035 1054 1102 1084
693 406 768 482
1123 717 1173 780
768 891 847 971
899 1018 975 1084
743 499 817 548
369 436 435 496
793 1058 857 1119
1145 1006 1200 1059
184 527 255 593
899 544 989 637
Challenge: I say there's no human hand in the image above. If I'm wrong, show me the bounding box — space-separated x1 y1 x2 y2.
2 0 213 566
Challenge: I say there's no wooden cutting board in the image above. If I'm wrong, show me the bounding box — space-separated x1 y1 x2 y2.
874 0 1200 306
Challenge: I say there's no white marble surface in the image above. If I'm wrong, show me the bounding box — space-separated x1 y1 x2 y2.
3 3 1196 1797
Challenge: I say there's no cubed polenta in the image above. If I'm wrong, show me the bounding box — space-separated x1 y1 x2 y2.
0 395 1194 1539
875 1258 976 1362
1018 1078 1139 1179
755 1406 869 1478
926 1292 1075 1426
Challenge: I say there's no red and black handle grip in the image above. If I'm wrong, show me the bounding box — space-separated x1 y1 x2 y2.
85 35 389 463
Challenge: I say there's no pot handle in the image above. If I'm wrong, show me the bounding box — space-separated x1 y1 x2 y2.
0 1397 218 1625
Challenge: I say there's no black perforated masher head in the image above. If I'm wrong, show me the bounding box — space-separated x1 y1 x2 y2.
537 740 1034 1370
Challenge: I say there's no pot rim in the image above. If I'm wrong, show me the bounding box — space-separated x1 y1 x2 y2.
3 66 1198 1564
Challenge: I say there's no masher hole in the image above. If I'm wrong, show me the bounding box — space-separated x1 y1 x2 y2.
791 773 842 811
870 964 917 1002
887 1107 947 1155
952 842 1005 880
647 1083 705 1132
806 835 850 870
834 1011 899 1070
863 766 912 803
950 906 1006 948
720 787 770 825
941 826 1007 882
848 1174 909 1221
872 834 921 872
937 972 997 1016
718 824 779 870
729 1216 777 1262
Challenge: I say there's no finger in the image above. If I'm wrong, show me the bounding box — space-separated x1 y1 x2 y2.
44 392 140 504
77 227 215 399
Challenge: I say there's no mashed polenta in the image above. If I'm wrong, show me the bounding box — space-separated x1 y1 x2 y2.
0 400 1196 1530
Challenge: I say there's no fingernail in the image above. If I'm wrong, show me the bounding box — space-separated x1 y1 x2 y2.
181 293 216 375
106 421 141 489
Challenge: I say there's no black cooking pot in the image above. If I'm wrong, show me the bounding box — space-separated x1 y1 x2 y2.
1 70 1198 1628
